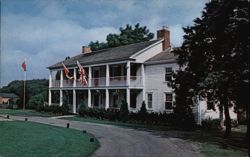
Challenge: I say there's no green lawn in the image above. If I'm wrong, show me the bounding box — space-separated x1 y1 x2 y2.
0 121 99 157
0 109 52 117
63 116 177 131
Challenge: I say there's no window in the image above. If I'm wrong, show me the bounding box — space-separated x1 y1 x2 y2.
147 93 153 109
165 93 173 109
165 67 172 82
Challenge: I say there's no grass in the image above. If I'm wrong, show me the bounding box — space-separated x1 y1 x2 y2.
63 116 248 157
0 109 52 117
63 116 177 131
0 121 99 157
197 142 247 157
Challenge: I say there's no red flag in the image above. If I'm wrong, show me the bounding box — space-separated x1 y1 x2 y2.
77 61 88 85
22 61 26 71
62 63 74 79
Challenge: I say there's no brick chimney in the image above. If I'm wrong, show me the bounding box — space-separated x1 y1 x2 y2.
157 26 170 50
82 46 92 54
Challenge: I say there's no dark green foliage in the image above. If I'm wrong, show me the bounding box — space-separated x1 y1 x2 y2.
173 0 250 137
138 101 147 122
202 118 221 130
0 79 48 109
119 101 129 122
79 101 87 117
77 107 195 128
61 97 69 115
27 94 44 109
88 23 154 51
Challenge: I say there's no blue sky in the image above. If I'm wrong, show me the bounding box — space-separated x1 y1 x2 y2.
0 0 208 87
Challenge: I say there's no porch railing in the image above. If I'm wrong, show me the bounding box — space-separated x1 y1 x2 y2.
51 76 143 88
109 76 127 86
51 80 60 88
130 76 142 87
91 77 106 87
63 80 74 87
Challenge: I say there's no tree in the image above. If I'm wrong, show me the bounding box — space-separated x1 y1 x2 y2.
0 79 49 108
88 23 154 51
173 0 249 138
28 94 44 109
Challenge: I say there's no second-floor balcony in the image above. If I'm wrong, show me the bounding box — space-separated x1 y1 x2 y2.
50 75 143 88
49 62 144 88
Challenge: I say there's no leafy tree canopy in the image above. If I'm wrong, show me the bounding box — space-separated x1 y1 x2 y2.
173 0 249 138
88 23 154 51
0 79 49 108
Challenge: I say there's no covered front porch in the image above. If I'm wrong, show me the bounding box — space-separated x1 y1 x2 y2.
50 88 144 113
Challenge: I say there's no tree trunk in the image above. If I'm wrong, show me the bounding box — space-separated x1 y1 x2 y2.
219 105 224 129
247 101 250 157
222 96 231 138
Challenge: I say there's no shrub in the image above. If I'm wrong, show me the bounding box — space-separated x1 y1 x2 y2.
27 94 44 109
138 101 147 123
119 100 129 122
202 118 221 130
79 101 87 117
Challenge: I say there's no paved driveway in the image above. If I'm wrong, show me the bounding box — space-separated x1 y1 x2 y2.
1 115 201 157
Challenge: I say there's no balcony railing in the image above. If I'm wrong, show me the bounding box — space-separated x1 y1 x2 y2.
50 76 143 88
91 77 106 87
130 76 142 87
51 80 60 88
109 76 127 86
76 80 88 87
63 80 74 87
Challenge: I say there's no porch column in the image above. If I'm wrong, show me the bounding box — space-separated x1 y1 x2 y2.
59 90 63 106
48 89 52 106
126 61 131 86
141 64 146 101
73 90 76 113
49 70 52 88
126 88 130 110
106 64 109 86
88 66 92 87
73 68 76 87
60 70 63 88
49 70 52 106
88 89 91 107
105 89 109 109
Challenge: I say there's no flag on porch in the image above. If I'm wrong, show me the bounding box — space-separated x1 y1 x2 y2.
76 60 88 85
21 61 26 71
62 63 74 79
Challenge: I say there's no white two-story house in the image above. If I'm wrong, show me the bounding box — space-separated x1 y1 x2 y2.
48 27 177 113
47 27 237 123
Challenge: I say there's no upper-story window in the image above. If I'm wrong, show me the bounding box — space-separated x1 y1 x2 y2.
165 67 172 82
165 93 173 109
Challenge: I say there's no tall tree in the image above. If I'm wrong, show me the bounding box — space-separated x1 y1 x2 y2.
88 23 154 51
173 0 249 139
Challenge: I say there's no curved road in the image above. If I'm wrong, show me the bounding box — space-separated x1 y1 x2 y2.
2 115 201 157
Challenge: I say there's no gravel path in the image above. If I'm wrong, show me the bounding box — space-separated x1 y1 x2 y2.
0 115 202 157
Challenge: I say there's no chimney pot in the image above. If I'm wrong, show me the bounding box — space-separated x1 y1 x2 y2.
157 27 170 50
82 46 92 54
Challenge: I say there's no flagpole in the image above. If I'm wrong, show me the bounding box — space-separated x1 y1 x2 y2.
23 58 26 110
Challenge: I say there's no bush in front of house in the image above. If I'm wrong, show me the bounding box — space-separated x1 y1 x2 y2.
27 94 44 109
138 101 147 123
79 101 87 117
119 100 129 122
201 118 221 130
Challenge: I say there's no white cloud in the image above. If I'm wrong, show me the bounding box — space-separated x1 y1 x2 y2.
1 12 118 86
